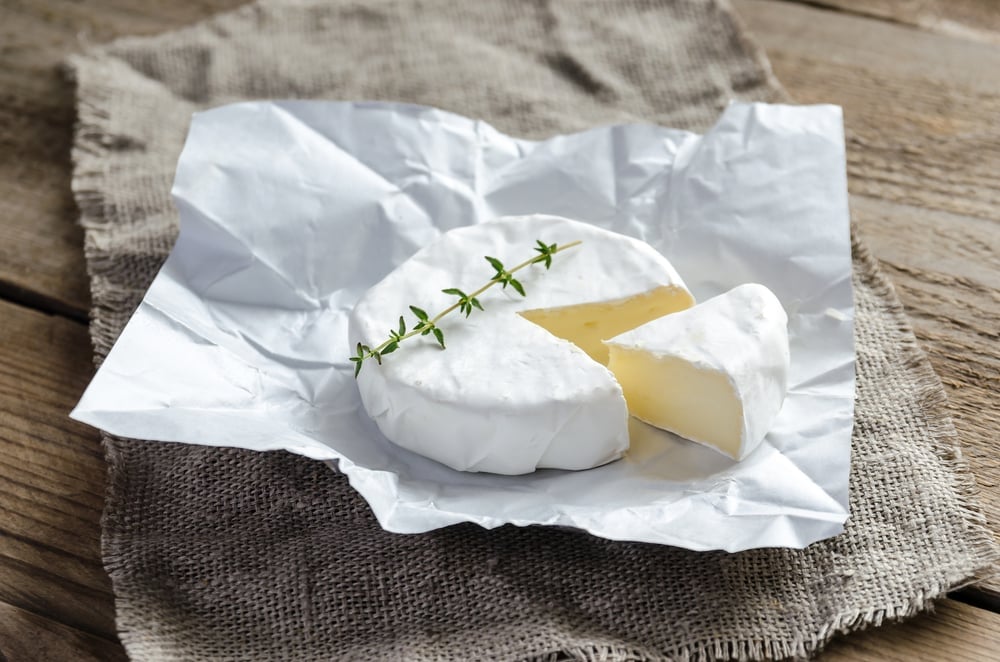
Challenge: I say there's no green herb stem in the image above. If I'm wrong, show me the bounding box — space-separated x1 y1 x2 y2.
427 239 582 326
351 238 581 377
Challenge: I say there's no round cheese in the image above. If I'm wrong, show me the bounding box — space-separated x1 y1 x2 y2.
349 215 694 474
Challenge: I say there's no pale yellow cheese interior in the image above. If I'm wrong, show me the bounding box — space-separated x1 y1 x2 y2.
606 347 744 459
519 286 694 365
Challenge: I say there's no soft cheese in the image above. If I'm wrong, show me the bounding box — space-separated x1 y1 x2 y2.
349 215 695 474
604 283 790 460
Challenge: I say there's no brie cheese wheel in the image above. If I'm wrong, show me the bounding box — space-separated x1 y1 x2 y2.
604 283 790 460
350 215 695 474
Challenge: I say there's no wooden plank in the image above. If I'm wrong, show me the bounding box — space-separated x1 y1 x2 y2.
0 297 121 646
850 195 1000 547
0 0 995 658
821 599 1000 661
735 0 1000 595
0 601 126 662
796 0 1000 45
0 0 249 319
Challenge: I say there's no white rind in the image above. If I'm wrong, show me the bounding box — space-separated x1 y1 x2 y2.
605 283 790 459
349 215 692 474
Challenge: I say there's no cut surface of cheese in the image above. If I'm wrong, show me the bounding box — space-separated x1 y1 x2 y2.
605 283 790 460
520 287 688 365
349 215 694 474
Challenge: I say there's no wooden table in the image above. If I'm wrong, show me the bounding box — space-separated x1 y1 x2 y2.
1 1 997 659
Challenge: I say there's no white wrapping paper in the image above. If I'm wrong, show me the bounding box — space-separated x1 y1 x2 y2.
72 101 854 552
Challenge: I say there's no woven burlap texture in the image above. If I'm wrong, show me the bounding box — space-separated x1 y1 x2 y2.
68 0 997 660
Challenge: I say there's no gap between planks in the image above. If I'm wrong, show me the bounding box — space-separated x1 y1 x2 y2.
0 297 119 644
0 0 252 322
1 0 998 657
820 598 1000 661
0 600 126 662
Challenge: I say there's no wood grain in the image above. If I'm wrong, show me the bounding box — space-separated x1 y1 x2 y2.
0 602 127 662
821 599 1000 661
0 4 244 654
735 0 1000 595
1 0 998 658
802 0 1000 44
0 297 121 645
0 0 249 320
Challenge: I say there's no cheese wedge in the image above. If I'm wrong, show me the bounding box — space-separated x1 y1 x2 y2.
349 215 694 474
604 284 790 460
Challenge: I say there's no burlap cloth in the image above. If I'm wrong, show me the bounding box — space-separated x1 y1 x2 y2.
67 1 997 659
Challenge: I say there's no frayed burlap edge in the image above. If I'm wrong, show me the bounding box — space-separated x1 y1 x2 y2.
63 57 177 660
846 233 999 590
68 65 1000 660
63 4 998 660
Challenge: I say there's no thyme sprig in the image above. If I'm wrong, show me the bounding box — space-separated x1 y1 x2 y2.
351 238 581 377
